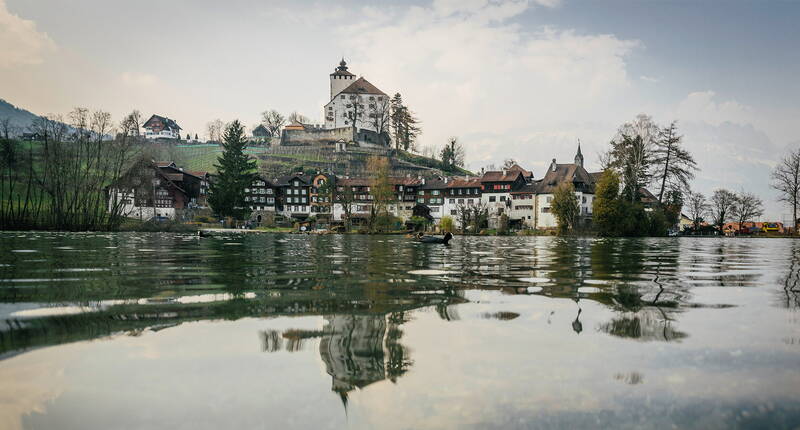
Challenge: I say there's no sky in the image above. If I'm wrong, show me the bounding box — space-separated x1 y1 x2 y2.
1 0 798 220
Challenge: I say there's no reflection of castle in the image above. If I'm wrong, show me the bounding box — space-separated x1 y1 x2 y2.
318 313 410 406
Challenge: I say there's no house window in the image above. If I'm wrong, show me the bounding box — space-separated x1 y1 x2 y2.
500 196 506 202
340 95 345 99
417 198 424 203
542 207 550 213
547 196 553 203
293 180 299 186
489 196 496 202
449 199 455 204
432 190 440 195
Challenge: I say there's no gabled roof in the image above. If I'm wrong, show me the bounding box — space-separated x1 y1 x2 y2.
480 170 523 183
537 163 596 194
155 161 177 168
445 178 482 188
338 77 387 97
143 114 181 131
506 164 533 178
419 178 448 190
275 174 309 186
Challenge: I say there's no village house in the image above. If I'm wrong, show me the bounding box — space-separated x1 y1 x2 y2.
245 175 277 218
142 114 182 140
388 177 423 221
532 146 599 229
480 169 526 228
442 177 483 227
416 178 449 223
509 183 537 228
276 174 312 219
107 160 202 220
311 173 335 221
188 170 211 207
332 177 373 225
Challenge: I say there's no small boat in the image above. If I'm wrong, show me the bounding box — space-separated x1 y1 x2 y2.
415 232 453 245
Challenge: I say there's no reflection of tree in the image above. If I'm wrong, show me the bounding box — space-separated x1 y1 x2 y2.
777 241 800 310
599 307 687 342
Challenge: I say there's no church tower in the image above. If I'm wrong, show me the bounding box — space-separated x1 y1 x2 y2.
574 140 584 167
330 59 355 100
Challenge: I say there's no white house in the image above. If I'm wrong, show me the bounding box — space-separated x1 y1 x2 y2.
323 59 390 135
532 145 599 229
142 114 182 140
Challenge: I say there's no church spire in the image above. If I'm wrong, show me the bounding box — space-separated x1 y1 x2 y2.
574 139 584 167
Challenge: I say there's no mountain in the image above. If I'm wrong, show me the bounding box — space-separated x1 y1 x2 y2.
0 99 41 133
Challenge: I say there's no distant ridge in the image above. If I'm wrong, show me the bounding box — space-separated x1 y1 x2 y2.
0 98 42 132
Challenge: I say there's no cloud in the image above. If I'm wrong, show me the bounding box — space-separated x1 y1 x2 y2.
640 75 660 83
120 71 160 87
336 0 640 172
0 0 55 68
675 90 754 127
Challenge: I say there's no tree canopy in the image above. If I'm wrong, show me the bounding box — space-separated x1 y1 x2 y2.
208 120 257 221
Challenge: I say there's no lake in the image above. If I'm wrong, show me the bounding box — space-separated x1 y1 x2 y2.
0 232 798 429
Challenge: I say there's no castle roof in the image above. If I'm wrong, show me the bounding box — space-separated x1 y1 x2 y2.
331 58 355 77
338 77 387 97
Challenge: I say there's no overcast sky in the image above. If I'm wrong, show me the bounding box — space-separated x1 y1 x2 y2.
1 0 798 220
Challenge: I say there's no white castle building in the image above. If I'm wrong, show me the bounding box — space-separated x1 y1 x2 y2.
323 59 390 136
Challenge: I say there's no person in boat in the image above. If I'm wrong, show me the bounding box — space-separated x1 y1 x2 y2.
415 231 453 244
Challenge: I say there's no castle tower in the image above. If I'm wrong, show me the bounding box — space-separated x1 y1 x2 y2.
574 140 584 167
330 59 355 100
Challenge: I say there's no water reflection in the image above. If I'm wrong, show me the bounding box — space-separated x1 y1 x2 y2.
1 233 799 428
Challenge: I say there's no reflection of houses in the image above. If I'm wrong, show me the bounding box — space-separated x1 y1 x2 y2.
318 314 409 405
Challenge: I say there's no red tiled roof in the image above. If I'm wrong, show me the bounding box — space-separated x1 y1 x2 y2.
445 178 482 188
480 170 522 183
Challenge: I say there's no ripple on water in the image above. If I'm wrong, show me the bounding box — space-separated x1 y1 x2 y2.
518 277 551 283
408 269 451 275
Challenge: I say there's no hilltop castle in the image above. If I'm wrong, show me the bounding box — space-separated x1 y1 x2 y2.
281 59 391 148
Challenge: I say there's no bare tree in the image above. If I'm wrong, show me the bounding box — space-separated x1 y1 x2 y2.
710 188 736 233
369 97 391 137
288 111 310 125
731 191 764 230
502 158 518 169
653 121 698 203
771 148 800 234
685 190 709 231
335 182 356 232
206 119 224 143
261 110 285 137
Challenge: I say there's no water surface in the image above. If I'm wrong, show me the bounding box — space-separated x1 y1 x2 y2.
1 232 799 429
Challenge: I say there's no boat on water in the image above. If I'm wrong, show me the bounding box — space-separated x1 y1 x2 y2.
414 232 453 244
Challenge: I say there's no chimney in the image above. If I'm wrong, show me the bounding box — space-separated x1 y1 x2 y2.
551 158 557 172
422 178 426 185
502 168 507 176
444 177 449 184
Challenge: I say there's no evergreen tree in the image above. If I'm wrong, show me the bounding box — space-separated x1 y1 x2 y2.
208 120 257 221
593 169 622 237
390 93 421 151
551 182 580 234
